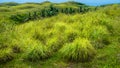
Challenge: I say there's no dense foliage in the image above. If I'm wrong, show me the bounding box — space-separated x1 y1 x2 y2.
0 2 95 23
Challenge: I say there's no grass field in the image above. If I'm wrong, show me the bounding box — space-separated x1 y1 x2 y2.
0 1 120 68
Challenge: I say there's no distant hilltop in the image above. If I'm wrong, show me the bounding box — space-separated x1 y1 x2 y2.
0 1 120 6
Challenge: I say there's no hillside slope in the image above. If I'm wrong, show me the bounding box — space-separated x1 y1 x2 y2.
0 2 120 68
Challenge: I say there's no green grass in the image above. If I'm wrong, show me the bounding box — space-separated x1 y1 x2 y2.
0 2 120 68
59 38 96 62
24 42 51 61
0 48 14 63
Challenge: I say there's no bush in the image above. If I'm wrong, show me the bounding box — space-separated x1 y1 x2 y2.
25 43 51 61
10 13 30 23
59 38 96 62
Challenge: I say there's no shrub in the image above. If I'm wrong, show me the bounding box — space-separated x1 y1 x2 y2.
59 38 96 62
25 43 51 61
10 13 30 23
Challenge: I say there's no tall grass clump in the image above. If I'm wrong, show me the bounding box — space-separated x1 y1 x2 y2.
64 28 79 43
10 39 24 53
0 48 14 63
25 42 51 61
59 38 96 62
46 36 66 52
33 30 47 45
89 25 110 48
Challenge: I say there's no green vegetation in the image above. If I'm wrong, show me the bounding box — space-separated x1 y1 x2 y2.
24 42 51 61
0 1 120 68
59 38 96 62
0 48 14 63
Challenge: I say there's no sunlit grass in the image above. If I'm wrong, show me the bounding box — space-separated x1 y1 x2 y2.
0 2 120 68
59 38 96 62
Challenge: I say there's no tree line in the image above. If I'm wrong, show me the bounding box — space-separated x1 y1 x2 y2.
10 5 94 24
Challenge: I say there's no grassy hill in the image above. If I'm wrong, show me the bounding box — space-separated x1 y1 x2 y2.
0 1 120 68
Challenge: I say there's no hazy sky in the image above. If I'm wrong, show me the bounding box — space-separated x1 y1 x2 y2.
0 0 120 6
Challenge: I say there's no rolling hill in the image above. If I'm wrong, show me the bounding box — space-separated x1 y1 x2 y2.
0 1 120 68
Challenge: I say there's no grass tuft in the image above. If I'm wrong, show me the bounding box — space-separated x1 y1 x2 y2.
24 42 51 61
59 38 96 62
0 48 14 63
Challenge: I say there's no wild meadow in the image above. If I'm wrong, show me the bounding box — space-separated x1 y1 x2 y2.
0 1 120 68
